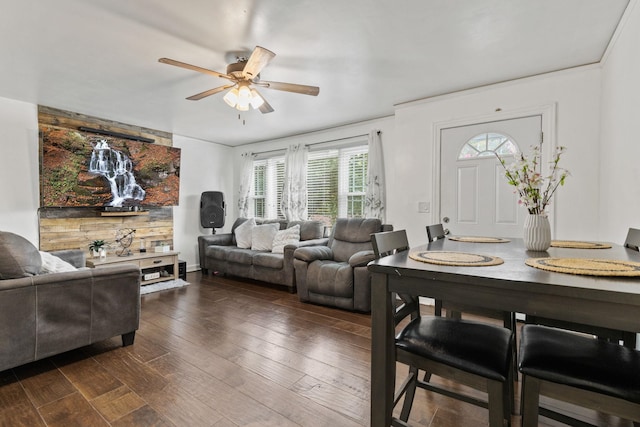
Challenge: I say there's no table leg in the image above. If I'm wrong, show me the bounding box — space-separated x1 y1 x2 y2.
371 272 395 427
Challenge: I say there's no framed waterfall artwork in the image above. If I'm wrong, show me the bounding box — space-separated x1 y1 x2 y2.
39 125 181 208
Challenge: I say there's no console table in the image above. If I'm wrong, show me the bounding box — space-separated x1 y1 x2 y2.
87 251 180 286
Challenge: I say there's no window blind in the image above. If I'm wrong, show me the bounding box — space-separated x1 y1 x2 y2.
252 144 368 224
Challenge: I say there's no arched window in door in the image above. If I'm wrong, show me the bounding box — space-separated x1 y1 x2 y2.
458 133 518 159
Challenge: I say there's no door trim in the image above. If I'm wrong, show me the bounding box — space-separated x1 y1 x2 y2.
432 103 558 236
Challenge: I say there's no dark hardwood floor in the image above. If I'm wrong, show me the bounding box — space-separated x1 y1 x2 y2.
0 272 635 426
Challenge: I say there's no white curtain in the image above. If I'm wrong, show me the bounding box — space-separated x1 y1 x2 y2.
280 144 308 221
365 130 386 222
237 152 255 218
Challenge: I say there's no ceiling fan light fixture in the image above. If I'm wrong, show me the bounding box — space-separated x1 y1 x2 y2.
250 89 264 109
235 83 252 111
223 87 239 107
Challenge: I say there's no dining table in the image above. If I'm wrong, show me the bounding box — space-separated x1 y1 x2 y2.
367 236 640 427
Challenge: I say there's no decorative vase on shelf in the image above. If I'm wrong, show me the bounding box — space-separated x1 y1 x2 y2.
523 214 551 251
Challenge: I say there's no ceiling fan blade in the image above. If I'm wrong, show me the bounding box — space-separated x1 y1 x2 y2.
259 80 320 96
159 58 233 80
259 99 275 114
186 84 235 101
242 46 276 79
252 88 274 114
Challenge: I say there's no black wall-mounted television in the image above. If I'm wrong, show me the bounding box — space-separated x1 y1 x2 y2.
40 126 181 208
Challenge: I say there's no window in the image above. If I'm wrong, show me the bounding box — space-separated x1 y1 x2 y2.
250 144 368 225
251 156 284 218
458 133 518 159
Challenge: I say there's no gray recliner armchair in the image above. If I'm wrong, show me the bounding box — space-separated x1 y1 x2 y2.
293 218 390 312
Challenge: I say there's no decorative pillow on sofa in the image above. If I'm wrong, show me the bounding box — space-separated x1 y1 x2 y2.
0 231 42 279
39 251 77 274
251 223 280 251
234 218 256 248
272 224 301 254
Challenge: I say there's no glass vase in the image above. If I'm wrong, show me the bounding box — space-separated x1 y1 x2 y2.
524 214 551 251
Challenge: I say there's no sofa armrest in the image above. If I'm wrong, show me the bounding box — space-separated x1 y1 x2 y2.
50 249 86 269
293 246 334 262
199 233 234 247
198 233 234 271
349 250 376 267
290 237 329 249
280 238 329 292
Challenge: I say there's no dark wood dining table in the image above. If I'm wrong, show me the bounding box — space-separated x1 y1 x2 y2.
367 237 640 427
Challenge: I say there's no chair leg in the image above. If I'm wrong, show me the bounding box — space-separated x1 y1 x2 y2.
399 366 419 421
504 312 518 380
487 379 508 427
520 375 541 427
434 299 443 316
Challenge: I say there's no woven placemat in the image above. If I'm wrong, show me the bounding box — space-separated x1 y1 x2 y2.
550 240 612 249
409 250 504 266
526 257 640 276
448 236 510 243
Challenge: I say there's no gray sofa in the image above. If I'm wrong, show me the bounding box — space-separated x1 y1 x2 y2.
198 218 327 292
293 218 391 312
0 231 141 372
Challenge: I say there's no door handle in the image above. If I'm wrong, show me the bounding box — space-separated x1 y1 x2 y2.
442 217 450 223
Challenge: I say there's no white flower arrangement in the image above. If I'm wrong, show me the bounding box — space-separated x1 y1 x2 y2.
496 145 569 215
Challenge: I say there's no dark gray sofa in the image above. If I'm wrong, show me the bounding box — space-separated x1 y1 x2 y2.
293 218 391 312
0 231 141 372
198 218 327 292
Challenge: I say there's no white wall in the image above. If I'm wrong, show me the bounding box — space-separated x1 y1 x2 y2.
0 97 39 245
173 135 234 271
392 67 603 246
599 0 640 243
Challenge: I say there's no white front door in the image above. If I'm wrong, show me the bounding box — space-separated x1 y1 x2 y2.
439 115 542 237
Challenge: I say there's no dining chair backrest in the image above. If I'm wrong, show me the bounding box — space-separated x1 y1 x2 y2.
624 227 640 251
371 230 409 259
426 223 446 242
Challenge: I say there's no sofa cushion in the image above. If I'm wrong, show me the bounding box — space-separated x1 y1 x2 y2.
306 260 354 298
272 224 301 254
0 231 42 279
235 218 256 249
253 252 284 269
226 248 255 264
39 251 77 274
251 223 280 251
288 220 324 241
330 218 381 263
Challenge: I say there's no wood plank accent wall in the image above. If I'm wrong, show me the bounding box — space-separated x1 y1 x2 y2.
38 106 175 255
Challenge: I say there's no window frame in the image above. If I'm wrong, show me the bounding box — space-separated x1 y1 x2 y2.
249 142 369 224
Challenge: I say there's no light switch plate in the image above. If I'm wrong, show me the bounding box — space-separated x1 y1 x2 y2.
418 202 430 213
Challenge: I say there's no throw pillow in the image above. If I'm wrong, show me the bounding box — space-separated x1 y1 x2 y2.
39 251 77 274
234 218 256 249
251 223 280 251
272 224 301 254
0 231 42 279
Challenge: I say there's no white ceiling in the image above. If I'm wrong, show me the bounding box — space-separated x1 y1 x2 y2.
0 0 630 146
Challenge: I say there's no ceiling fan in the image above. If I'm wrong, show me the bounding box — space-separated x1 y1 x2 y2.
159 46 320 114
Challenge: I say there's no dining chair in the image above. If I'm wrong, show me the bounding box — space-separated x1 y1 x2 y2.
425 223 446 242
625 227 640 251
425 223 518 374
519 324 640 427
371 230 514 427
